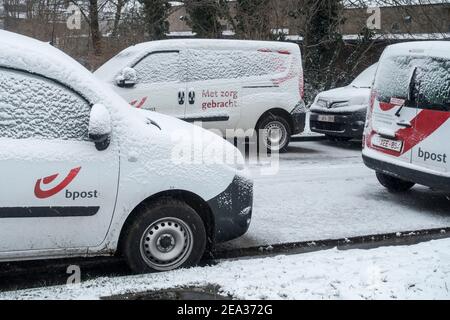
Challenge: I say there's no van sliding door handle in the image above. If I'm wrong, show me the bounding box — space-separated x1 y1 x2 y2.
396 120 412 128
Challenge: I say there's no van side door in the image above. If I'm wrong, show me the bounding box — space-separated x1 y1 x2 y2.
0 68 119 255
120 50 187 118
410 57 450 174
184 49 242 134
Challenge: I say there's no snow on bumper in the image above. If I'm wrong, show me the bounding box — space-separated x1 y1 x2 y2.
208 175 253 243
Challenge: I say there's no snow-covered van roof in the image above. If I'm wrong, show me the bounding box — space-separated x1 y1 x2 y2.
95 39 301 82
382 41 450 60
0 30 117 106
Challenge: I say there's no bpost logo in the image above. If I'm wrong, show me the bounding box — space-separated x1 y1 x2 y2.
34 167 99 200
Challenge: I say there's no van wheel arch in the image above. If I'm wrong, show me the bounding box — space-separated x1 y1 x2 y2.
255 108 294 132
117 190 215 257
255 108 293 153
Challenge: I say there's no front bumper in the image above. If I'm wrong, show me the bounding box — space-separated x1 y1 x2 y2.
291 111 306 135
207 175 253 243
310 109 366 138
363 153 450 192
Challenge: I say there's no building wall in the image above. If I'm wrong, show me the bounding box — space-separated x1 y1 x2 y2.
342 3 450 35
167 1 450 38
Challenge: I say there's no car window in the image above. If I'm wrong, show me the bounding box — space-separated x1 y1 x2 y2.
374 56 450 111
0 68 90 141
133 51 183 84
187 49 290 81
414 58 450 111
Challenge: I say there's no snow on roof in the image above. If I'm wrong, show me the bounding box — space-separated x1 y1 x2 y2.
383 40 450 59
95 38 300 81
0 30 119 106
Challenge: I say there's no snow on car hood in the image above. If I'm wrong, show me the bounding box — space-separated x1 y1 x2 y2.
123 108 247 174
310 86 371 113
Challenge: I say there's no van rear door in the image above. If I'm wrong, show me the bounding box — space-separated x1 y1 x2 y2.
369 55 419 164
410 57 450 174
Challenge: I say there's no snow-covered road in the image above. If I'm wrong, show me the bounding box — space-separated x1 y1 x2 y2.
3 238 449 300
218 140 450 249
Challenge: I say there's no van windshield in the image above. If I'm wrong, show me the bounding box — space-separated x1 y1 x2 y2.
374 56 450 111
95 49 140 82
351 63 378 88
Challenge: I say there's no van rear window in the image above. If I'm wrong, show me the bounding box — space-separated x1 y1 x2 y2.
375 56 450 111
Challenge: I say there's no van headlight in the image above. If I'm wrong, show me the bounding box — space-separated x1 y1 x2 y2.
330 101 350 108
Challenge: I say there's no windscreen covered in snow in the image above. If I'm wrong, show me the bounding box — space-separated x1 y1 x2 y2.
375 56 450 110
351 63 378 88
95 48 142 82
0 68 90 140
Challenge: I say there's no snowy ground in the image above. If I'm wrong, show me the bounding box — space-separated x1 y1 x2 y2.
2 238 449 300
218 140 450 250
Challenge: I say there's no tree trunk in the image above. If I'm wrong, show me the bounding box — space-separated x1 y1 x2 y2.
112 0 125 38
89 0 102 55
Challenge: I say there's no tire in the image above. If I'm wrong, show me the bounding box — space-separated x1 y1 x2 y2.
376 172 415 193
257 114 291 153
326 135 352 142
121 199 207 274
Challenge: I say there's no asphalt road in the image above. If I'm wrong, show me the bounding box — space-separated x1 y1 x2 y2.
217 139 450 249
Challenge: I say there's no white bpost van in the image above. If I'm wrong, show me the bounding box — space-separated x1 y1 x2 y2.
363 41 450 192
95 39 306 153
0 31 253 273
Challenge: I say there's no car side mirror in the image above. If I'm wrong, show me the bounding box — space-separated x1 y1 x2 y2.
116 67 137 88
89 104 112 151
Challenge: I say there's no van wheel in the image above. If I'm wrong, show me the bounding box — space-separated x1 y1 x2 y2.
257 115 291 153
121 199 206 274
376 172 415 193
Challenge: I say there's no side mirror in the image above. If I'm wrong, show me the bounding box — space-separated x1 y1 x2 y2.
116 67 137 88
89 104 112 151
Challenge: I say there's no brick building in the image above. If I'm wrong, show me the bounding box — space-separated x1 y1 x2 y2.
167 1 450 41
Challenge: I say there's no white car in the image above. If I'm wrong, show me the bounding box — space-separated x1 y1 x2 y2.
310 63 378 141
363 41 450 192
95 39 306 153
0 31 253 273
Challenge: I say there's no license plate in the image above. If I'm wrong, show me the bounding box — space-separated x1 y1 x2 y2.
372 135 403 152
318 115 335 123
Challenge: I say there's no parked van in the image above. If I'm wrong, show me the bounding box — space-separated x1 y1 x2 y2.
0 31 253 273
363 41 450 192
95 39 306 152
310 63 378 141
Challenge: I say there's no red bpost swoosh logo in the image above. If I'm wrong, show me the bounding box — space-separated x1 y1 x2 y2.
130 97 147 109
34 167 81 199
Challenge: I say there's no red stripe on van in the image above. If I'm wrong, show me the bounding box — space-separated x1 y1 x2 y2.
379 102 397 111
368 109 450 156
397 109 450 155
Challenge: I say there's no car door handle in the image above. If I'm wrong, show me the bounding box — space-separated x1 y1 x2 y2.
188 90 195 105
178 90 185 105
396 120 412 128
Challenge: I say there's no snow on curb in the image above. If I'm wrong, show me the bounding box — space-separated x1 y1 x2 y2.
1 238 449 300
